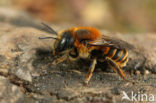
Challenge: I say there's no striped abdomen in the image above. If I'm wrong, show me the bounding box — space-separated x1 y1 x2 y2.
102 47 128 67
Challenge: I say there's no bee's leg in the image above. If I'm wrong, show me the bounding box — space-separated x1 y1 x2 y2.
52 55 68 65
84 58 97 86
52 46 55 56
107 59 129 82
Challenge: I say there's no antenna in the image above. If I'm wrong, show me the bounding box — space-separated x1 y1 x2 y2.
39 36 57 39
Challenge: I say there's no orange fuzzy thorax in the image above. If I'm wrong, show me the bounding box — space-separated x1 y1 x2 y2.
70 27 101 52
72 27 101 40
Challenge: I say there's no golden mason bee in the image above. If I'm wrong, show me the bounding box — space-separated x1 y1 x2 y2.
39 23 134 85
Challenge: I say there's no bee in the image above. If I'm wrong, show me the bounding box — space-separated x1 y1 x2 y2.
39 23 134 85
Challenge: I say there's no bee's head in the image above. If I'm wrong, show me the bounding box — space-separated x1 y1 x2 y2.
54 31 75 53
39 23 75 55
39 31 75 55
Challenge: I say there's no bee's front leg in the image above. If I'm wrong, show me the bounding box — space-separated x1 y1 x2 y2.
52 55 68 65
84 58 97 86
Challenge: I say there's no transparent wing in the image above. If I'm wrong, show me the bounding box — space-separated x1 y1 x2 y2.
88 35 135 50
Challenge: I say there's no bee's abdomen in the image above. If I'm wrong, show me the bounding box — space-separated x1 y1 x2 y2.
103 47 128 67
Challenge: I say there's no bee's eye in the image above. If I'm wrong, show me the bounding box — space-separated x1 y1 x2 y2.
56 38 66 52
60 38 66 45
55 31 75 52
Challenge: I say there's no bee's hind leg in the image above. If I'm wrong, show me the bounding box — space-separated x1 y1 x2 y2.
84 58 97 86
107 58 129 82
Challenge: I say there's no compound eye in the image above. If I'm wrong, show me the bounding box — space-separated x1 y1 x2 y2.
60 38 66 45
55 38 66 52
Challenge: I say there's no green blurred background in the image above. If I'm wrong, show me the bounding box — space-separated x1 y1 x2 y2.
0 0 156 33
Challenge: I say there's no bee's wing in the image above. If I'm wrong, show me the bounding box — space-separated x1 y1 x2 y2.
88 35 135 50
41 23 58 35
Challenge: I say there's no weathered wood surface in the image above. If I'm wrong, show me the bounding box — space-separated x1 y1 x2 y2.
0 21 155 103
